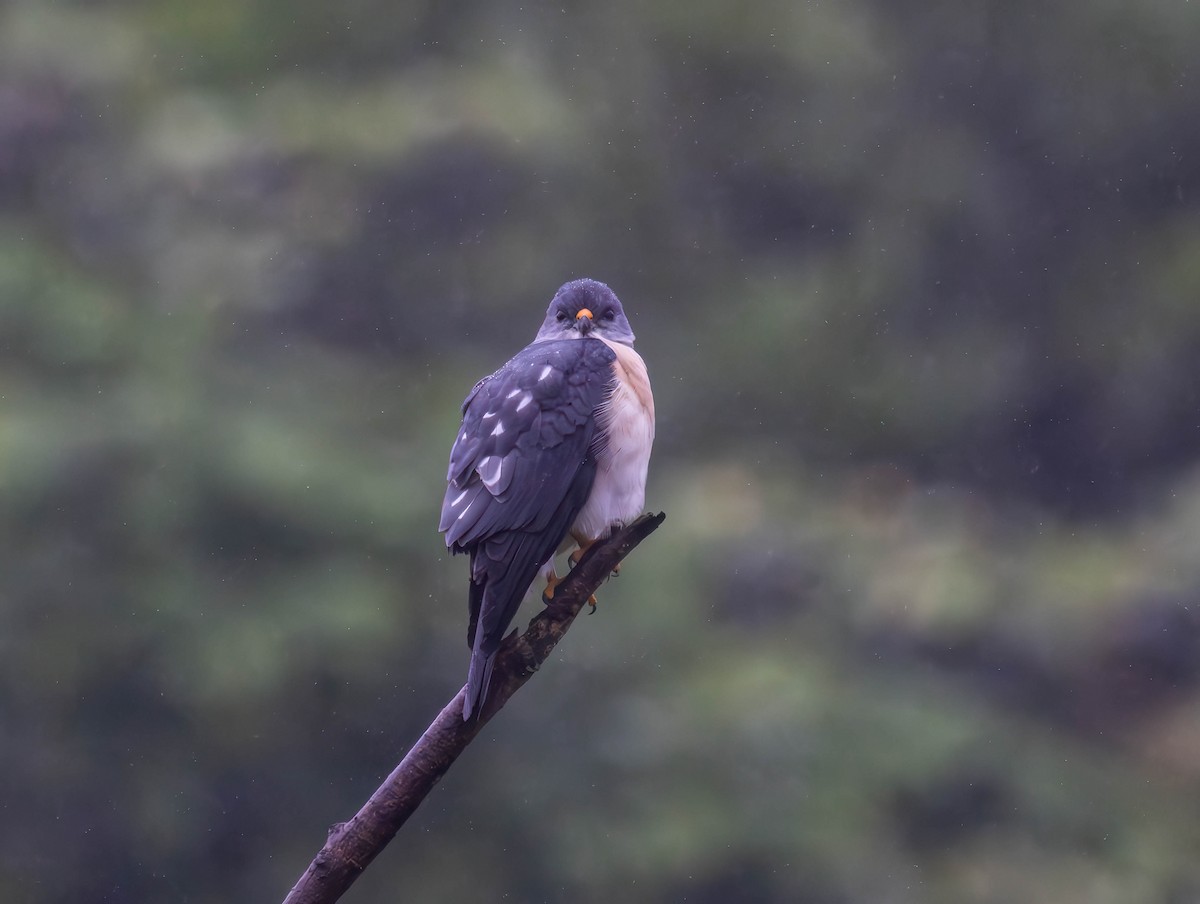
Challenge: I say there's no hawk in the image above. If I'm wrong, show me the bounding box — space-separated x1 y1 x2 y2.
440 278 655 720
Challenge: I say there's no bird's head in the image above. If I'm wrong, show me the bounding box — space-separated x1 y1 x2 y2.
534 278 637 346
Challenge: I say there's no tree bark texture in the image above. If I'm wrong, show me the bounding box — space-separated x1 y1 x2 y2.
281 511 667 904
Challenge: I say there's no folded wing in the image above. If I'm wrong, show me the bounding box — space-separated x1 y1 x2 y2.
440 338 617 680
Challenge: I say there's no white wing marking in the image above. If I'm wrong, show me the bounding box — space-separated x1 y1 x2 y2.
477 455 504 491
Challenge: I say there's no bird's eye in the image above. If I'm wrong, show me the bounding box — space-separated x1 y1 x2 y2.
603 309 616 321
556 311 568 322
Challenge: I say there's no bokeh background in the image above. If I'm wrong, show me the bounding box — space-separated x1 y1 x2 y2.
4 1 1200 902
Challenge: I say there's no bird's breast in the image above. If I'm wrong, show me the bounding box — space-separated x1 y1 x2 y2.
572 339 655 540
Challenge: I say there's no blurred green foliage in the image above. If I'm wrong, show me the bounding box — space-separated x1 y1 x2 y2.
3 0 1200 901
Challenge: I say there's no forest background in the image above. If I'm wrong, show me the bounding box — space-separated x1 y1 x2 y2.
4 1 1200 902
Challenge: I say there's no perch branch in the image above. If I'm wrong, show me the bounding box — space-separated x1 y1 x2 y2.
281 511 667 904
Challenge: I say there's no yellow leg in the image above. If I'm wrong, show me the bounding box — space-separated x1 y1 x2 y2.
568 536 597 568
542 572 596 612
565 534 604 613
568 534 621 578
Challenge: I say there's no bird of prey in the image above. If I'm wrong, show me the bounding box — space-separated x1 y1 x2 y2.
440 278 655 720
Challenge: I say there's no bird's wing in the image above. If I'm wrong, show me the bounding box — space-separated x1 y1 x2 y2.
441 338 618 668
440 338 616 553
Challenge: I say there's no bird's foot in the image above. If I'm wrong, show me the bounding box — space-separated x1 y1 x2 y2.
543 574 597 613
569 536 621 579
568 538 597 569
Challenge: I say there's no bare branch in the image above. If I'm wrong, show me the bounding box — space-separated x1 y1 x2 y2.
281 511 667 904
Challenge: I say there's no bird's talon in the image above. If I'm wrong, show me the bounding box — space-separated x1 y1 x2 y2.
569 538 598 569
587 595 598 614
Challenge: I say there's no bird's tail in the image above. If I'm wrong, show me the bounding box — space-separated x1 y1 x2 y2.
463 641 497 721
